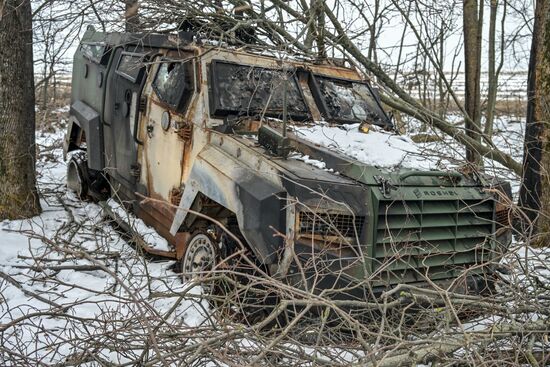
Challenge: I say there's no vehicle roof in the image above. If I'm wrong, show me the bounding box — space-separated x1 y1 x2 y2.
81 28 364 81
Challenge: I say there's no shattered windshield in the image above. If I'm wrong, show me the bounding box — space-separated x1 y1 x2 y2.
209 61 309 120
314 76 392 128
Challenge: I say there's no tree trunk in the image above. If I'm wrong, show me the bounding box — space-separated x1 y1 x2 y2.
367 0 380 64
302 0 315 50
314 0 326 61
124 0 141 33
438 19 446 118
0 0 41 220
519 0 550 246
485 0 498 138
393 2 411 82
463 0 484 165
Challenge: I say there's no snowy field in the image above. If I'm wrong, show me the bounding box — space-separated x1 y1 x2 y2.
401 71 528 101
1 111 549 365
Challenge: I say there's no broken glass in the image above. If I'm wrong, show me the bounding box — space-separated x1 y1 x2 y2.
81 43 106 64
153 61 194 111
116 53 145 83
316 76 391 127
210 61 309 120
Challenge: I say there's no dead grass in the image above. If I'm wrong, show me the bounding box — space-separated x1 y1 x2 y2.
35 82 71 131
443 98 527 118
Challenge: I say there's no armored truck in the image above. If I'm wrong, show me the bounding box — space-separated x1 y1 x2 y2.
65 27 512 303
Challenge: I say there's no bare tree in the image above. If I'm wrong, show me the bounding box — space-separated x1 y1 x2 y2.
0 0 41 219
519 0 550 246
124 0 141 32
484 0 506 138
463 0 484 165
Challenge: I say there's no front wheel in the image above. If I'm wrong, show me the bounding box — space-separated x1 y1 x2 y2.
181 232 218 281
179 230 279 327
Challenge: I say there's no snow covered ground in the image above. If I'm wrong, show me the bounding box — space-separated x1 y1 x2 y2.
1 131 208 365
107 198 171 252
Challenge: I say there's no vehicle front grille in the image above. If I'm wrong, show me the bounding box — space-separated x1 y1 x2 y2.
374 198 495 285
298 211 365 240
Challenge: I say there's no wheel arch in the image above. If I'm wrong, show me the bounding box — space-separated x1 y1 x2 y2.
170 145 287 264
64 100 104 171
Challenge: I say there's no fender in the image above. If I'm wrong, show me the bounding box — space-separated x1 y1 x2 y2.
66 100 104 171
170 144 286 263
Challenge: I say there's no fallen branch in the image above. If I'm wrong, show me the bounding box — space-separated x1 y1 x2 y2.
10 264 106 272
0 270 63 310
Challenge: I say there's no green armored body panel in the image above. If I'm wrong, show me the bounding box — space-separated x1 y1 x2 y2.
65 27 512 305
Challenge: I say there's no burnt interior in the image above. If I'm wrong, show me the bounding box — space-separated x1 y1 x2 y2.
308 74 393 128
208 60 309 120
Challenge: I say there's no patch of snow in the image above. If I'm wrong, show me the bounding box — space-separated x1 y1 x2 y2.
288 152 328 170
293 123 440 170
54 105 70 113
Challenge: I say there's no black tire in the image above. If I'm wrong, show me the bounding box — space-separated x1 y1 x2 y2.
216 231 281 327
66 151 89 199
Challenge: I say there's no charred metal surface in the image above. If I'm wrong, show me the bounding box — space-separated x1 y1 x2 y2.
66 27 513 300
176 122 193 141
170 187 183 206
101 201 177 258
170 143 286 263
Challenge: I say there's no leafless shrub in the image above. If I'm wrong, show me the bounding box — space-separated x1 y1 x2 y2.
6 1 545 365
1 138 548 366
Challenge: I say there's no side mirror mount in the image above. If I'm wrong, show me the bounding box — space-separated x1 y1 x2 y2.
258 125 290 159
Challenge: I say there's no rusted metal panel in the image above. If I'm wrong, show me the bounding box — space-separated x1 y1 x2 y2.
101 200 177 258
175 232 190 260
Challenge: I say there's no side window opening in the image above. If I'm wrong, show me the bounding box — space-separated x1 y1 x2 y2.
152 60 195 112
116 52 146 83
81 42 110 65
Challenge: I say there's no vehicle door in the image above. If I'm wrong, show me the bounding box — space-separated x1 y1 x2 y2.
104 48 147 193
139 54 196 202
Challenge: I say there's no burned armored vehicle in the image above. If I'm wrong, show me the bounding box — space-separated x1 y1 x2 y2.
65 27 512 306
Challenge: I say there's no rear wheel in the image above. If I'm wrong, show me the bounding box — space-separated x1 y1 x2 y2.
66 151 110 201
66 151 88 199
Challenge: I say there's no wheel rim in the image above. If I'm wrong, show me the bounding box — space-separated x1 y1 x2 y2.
182 234 217 280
